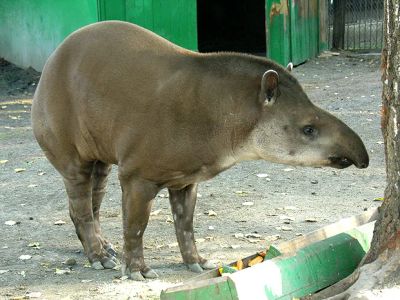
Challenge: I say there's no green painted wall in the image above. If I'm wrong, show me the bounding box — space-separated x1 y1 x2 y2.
125 0 197 51
0 0 99 71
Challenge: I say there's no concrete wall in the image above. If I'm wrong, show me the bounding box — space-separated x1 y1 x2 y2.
0 0 98 71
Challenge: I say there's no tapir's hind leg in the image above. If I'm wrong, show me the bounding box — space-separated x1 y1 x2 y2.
91 161 116 256
168 184 216 273
62 160 118 270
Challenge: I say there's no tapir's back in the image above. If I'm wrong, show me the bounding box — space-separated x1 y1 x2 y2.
32 21 192 164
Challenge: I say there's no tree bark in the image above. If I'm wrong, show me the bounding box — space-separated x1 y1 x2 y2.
307 0 400 298
332 0 345 49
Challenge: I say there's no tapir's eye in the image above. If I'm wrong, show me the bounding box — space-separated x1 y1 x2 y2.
303 125 317 137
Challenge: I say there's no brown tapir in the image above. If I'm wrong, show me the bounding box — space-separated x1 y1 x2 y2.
32 21 369 280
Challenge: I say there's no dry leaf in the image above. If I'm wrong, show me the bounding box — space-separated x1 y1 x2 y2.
0 270 9 274
279 215 295 221
28 242 41 249
165 216 174 223
256 173 269 178
283 168 294 172
242 201 254 206
150 209 162 216
14 168 26 173
55 268 71 275
19 254 32 260
305 218 317 223
26 292 42 298
37 172 46 176
207 210 217 216
281 226 293 231
284 206 298 211
0 160 8 164
374 197 384 201
28 184 38 188
208 225 215 230
234 233 244 239
5 220 17 226
54 220 66 225
168 242 178 248
245 233 261 238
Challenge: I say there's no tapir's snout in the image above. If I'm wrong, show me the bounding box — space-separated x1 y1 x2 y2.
328 123 369 169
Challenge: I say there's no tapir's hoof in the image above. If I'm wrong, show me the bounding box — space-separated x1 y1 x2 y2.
91 256 119 270
104 243 117 257
141 268 159 279
187 263 203 273
121 263 158 281
201 260 217 270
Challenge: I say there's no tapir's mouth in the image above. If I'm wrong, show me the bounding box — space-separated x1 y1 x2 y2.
328 156 354 169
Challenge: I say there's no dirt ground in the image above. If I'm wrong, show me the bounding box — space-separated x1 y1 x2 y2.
0 53 384 300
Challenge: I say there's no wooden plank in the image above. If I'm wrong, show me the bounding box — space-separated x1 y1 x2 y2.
266 0 291 65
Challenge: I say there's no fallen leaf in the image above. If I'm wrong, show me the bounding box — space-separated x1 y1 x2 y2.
5 220 17 226
165 216 174 223
207 210 217 217
279 215 295 221
283 168 294 172
37 172 46 176
374 197 384 202
150 209 162 216
305 218 318 223
208 225 214 230
0 270 9 274
234 233 244 239
26 292 42 298
81 279 93 283
197 193 202 198
256 173 269 178
234 190 248 195
19 254 32 260
284 206 298 211
0 160 8 164
281 226 293 231
265 234 281 242
28 242 41 249
376 141 384 144
55 268 71 275
242 201 254 206
245 233 261 238
168 242 178 248
19 271 26 277
14 168 26 173
27 184 38 188
54 220 66 225
158 193 166 198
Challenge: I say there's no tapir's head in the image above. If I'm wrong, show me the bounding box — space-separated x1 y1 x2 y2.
247 63 369 169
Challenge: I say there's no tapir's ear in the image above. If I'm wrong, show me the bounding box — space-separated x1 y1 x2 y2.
287 62 293 72
261 70 279 106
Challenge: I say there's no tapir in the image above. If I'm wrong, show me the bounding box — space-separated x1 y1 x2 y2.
32 21 369 280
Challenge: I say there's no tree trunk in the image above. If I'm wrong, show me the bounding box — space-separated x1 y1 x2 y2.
308 1 400 299
332 0 345 49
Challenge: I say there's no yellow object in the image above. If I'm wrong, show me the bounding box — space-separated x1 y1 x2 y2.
248 255 264 267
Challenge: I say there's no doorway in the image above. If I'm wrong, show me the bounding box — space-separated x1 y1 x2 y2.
197 0 266 55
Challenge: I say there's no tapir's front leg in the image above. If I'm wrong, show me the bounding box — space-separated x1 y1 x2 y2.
119 175 159 281
168 184 216 272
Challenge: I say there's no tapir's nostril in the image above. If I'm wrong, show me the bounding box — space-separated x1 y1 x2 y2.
357 161 369 169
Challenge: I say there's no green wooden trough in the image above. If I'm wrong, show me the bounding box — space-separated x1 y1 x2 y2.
161 208 378 300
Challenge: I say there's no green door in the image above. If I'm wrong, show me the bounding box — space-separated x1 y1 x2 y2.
125 0 198 50
290 0 319 65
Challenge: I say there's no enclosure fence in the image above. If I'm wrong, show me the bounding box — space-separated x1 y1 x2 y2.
328 0 384 51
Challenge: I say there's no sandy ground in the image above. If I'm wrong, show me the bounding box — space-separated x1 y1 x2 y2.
0 53 384 299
